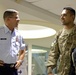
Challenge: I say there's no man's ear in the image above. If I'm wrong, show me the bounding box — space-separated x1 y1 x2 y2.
72 15 75 21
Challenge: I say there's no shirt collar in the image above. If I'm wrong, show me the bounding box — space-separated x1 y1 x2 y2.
4 25 11 34
63 25 76 34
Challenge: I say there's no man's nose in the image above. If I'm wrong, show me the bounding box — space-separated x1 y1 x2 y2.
17 17 20 22
60 16 64 20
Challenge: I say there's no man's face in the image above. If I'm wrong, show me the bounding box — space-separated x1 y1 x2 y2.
60 9 73 25
9 13 20 29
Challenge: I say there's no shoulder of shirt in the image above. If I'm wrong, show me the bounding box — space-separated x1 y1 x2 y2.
15 29 23 37
15 29 20 35
0 26 4 30
55 29 62 36
72 25 76 34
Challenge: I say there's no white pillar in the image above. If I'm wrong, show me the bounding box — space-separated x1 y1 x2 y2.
28 44 32 75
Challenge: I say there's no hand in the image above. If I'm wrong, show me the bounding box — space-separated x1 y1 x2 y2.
15 60 22 69
0 60 4 66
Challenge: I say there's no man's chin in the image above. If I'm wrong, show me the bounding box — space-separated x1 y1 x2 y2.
62 23 69 26
61 22 67 25
61 23 65 25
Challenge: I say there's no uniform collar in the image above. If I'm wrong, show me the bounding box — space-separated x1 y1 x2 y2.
63 25 76 35
4 25 17 34
4 25 11 34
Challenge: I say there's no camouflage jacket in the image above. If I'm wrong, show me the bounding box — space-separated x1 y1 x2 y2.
47 25 76 75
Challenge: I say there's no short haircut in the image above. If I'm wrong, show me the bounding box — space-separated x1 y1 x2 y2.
3 9 18 20
63 7 75 16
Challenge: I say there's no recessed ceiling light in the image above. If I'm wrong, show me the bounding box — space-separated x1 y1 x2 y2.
18 24 56 39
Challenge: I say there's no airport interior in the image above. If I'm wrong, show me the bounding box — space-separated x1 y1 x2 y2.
0 0 76 75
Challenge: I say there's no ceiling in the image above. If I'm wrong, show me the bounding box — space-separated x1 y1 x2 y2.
24 0 76 15
0 0 76 47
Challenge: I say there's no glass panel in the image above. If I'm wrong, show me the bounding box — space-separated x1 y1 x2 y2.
32 45 50 75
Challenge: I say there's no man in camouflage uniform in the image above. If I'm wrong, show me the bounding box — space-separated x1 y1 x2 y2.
46 7 76 75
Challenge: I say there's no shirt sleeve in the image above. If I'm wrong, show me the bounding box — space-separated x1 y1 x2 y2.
46 32 60 68
20 35 26 50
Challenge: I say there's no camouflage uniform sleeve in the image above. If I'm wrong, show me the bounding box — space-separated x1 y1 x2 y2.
46 32 60 74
